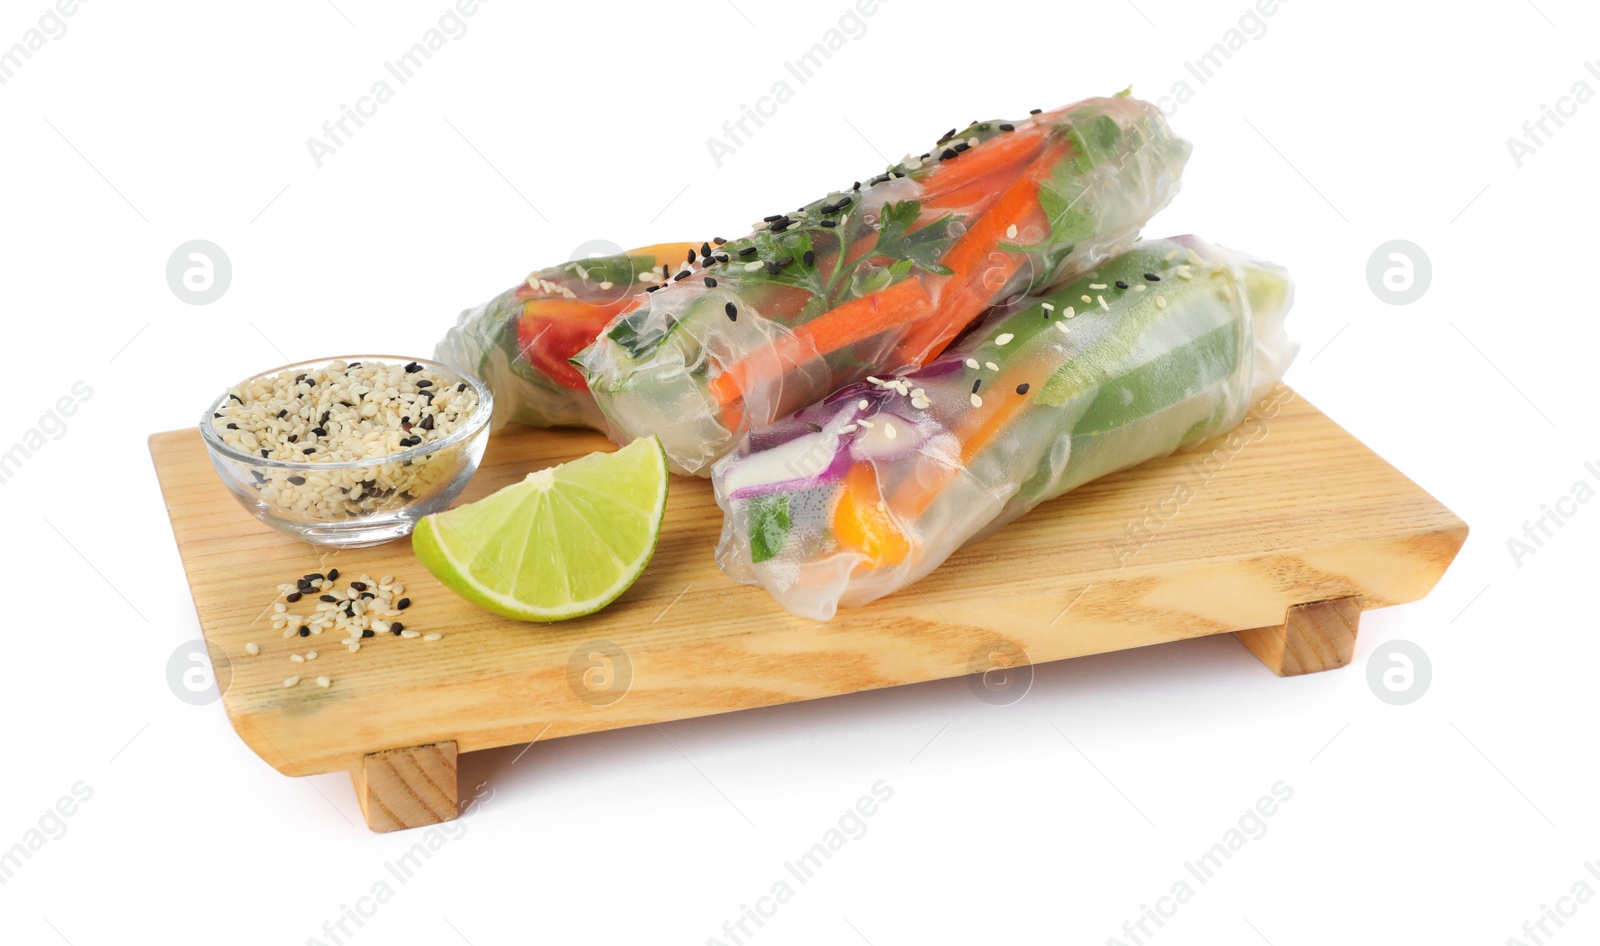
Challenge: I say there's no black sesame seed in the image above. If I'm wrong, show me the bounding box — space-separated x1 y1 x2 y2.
302 447 316 455
416 380 433 388
999 123 1015 131
1029 108 1043 114
362 629 375 639
765 261 782 275
704 276 718 288
972 379 982 394
775 256 794 267
276 409 288 419
457 383 467 392
701 242 712 257
805 422 823 432
852 181 861 191
763 214 785 223
421 415 434 430
320 411 330 425
351 581 368 591
715 253 730 263
673 270 691 281
725 302 738 322
646 285 661 292
662 264 670 278
1144 272 1161 282
213 412 223 419
405 362 422 373
287 592 303 603
260 449 270 458
803 250 815 267
1114 280 1129 290
937 127 956 143
226 423 238 430
327 569 339 581
821 220 837 228
391 624 404 636
770 219 791 232
739 246 758 256
396 598 411 610
360 592 375 600
319 594 337 602
1016 383 1030 395
312 427 327 437
288 434 298 443
940 148 957 160
713 236 727 245
288 475 305 485
953 142 970 153
230 393 244 404
687 248 697 264
298 626 310 637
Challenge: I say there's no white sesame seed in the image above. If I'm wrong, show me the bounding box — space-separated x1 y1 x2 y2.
866 376 884 385
857 418 874 428
876 499 887 512
1165 249 1181 261
423 633 443 642
839 424 859 433
1055 321 1070 333
995 333 1014 346
1041 302 1055 312
599 281 613 290
911 388 925 398
389 583 404 596
244 642 260 656
1156 295 1168 308
315 676 331 688
858 399 869 410
273 602 286 614
283 676 300 688
745 261 763 271
1176 266 1194 280
1186 247 1203 266
347 642 361 653
290 654 304 663
911 397 931 409
970 392 983 408
965 358 980 369
1089 283 1107 290
380 576 394 586
400 630 421 639
1005 224 1018 239
306 651 318 660
1097 295 1110 311
1134 284 1146 292
282 627 295 639
985 361 999 371
883 422 897 439
1081 295 1092 304
1063 306 1075 318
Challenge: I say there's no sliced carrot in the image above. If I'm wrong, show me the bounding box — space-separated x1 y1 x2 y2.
920 127 1047 207
708 275 934 409
830 463 912 568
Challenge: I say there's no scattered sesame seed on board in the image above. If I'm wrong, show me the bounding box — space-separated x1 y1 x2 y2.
316 676 331 688
291 654 304 663
244 642 260 656
284 676 300 688
306 651 318 660
400 630 421 639
423 633 442 642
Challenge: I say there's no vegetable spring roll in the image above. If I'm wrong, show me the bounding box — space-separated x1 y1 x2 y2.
435 242 699 430
578 92 1191 475
712 236 1298 620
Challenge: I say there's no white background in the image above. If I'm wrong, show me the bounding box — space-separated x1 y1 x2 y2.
2 1 1596 944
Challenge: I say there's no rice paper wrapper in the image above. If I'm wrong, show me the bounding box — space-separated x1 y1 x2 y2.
712 236 1298 620
434 243 699 431
579 93 1191 476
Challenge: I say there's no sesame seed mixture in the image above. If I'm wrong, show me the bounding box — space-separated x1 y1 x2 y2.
209 360 481 520
244 569 443 689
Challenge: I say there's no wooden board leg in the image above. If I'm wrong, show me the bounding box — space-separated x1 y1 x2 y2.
350 741 458 833
1234 597 1362 677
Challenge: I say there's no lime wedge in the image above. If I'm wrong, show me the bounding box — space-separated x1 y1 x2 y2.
413 436 669 621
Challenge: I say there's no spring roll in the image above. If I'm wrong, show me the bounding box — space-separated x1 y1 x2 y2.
711 236 1298 620
578 92 1191 475
435 242 700 430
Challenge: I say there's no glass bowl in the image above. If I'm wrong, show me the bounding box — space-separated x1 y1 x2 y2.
198 355 494 548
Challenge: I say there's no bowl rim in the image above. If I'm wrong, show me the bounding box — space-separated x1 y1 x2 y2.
198 354 495 472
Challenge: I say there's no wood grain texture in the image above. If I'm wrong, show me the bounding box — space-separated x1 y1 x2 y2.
351 742 458 832
1234 597 1363 677
149 387 1467 778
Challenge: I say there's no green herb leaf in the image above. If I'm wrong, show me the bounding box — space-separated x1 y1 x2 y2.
747 494 791 564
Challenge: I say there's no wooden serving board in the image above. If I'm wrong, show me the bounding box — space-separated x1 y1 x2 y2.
149 386 1466 832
